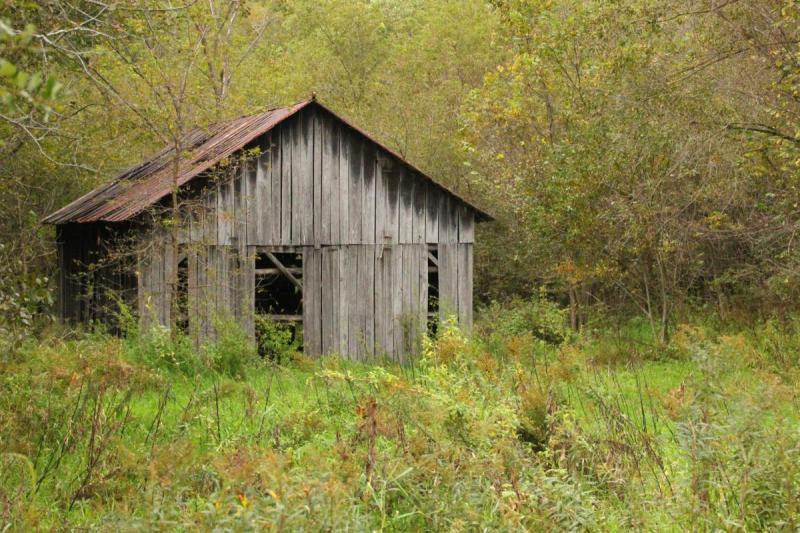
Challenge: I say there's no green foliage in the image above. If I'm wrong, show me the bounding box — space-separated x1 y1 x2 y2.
123 322 199 376
255 314 300 362
1 308 800 529
205 317 258 378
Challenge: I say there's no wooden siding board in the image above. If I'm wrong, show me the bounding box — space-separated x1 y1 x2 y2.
348 135 363 244
413 178 426 244
337 245 348 356
320 247 337 354
338 126 350 247
328 120 341 245
362 245 374 357
345 246 358 359
320 113 332 245
458 204 475 244
300 111 314 244
425 185 439 243
460 243 473 329
362 143 376 245
313 109 324 245
385 161 400 244
438 243 458 321
399 169 414 243
291 115 304 244
303 247 321 355
280 124 292 244
391 245 403 361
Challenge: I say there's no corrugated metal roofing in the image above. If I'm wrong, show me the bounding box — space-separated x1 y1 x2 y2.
43 97 491 224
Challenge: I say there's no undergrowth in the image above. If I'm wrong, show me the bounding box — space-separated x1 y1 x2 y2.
0 299 799 530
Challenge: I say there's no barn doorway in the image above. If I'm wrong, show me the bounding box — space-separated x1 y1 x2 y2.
427 245 439 335
254 250 303 355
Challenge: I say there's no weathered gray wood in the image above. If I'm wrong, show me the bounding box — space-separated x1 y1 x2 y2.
385 160 400 244
313 109 324 245
301 110 314 244
337 244 348 355
426 184 439 243
268 133 281 245
303 247 321 355
281 125 293 244
458 204 475 244
264 251 302 290
362 245 374 358
291 115 304 244
461 243 473 329
399 168 414 243
241 246 255 340
412 177 426 244
438 194 457 244
348 135 363 244
391 244 403 361
320 113 332 245
362 144 376 245
328 120 341 245
61 105 483 364
438 243 458 321
320 247 334 353
345 246 358 358
338 124 350 248
374 157 386 245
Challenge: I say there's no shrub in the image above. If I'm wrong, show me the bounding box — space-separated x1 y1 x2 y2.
123 323 199 375
255 315 300 363
206 317 258 378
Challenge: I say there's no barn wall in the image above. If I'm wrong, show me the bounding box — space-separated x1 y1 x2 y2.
80 105 477 360
300 243 430 362
57 222 137 327
182 106 475 250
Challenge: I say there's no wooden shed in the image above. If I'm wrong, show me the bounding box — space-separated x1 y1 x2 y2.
43 97 491 360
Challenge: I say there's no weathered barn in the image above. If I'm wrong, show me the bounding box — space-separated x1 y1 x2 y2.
43 97 490 360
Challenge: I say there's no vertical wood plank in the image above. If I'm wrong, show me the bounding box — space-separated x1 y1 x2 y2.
399 168 414 243
374 157 386 245
363 245 375 358
362 143 376 245
339 126 350 245
458 205 475 243
460 244 474 330
281 124 293 245
413 178 426 244
328 119 341 245
249 146 262 244
385 161 400 244
313 109 324 245
337 245 348 356
348 134 363 244
302 247 319 355
426 184 439 243
321 114 333 245
391 245 403 361
291 114 304 244
320 247 338 354
345 246 358 359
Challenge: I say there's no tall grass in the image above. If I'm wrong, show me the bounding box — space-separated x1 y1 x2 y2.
0 300 799 529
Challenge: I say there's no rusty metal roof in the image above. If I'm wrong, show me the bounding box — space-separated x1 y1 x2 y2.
43 97 491 224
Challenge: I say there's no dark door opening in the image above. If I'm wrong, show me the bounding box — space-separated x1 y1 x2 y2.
255 251 303 355
427 245 439 335
175 251 189 333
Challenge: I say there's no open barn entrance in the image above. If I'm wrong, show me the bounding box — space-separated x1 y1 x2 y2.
427 245 439 335
254 250 303 355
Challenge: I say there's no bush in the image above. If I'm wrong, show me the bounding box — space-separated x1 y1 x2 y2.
206 317 258 378
255 315 300 363
123 323 199 375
